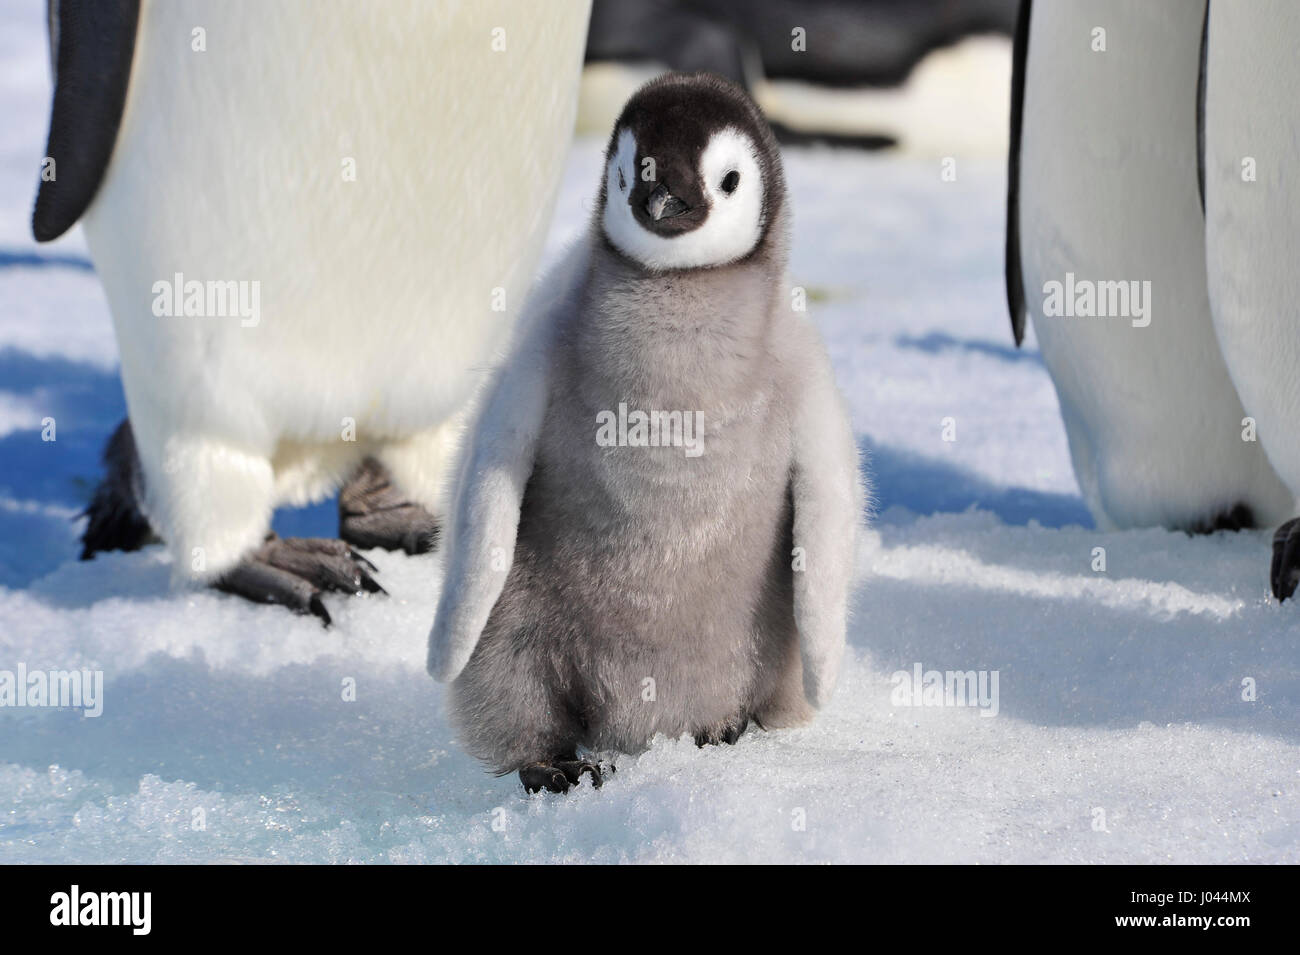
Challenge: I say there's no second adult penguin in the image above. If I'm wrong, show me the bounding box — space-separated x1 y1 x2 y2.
1008 0 1292 532
1203 0 1300 598
427 73 865 792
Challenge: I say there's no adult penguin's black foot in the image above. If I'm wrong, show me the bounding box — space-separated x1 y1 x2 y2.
338 457 440 555
80 419 159 560
1187 502 1256 535
215 533 384 625
1270 518 1300 601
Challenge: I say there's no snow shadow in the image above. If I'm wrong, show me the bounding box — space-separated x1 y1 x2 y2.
865 440 1094 529
894 330 1044 366
0 248 94 272
0 347 126 506
0 349 128 586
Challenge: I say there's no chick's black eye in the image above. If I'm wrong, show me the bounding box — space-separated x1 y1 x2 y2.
720 170 740 194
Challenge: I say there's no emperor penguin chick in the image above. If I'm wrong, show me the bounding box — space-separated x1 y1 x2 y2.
427 73 865 793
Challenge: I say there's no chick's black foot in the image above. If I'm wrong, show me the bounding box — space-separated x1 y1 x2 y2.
519 758 607 794
1271 517 1300 601
215 533 384 625
339 457 440 555
695 715 749 747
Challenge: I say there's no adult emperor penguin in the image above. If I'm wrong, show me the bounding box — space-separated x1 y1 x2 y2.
427 73 864 792
1203 0 1300 598
33 0 592 621
1007 0 1293 532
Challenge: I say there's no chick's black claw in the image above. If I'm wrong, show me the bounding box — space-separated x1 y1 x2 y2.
519 759 606 794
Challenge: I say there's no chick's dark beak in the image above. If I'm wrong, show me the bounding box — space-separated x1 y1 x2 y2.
646 183 690 221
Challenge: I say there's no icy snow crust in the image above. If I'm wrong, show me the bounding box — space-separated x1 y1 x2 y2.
1 1 1297 863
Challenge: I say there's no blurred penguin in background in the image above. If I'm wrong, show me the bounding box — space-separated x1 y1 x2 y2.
582 0 1019 156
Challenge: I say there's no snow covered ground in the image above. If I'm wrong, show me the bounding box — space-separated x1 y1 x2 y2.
2 1 1298 864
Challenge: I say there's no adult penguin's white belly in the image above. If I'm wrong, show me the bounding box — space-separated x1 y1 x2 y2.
77 0 590 577
1011 0 1291 531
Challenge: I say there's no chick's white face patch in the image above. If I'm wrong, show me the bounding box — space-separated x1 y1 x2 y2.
602 128 765 271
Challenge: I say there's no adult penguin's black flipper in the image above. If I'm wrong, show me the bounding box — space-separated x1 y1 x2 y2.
32 0 140 242
1005 0 1032 347
1196 0 1210 215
